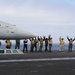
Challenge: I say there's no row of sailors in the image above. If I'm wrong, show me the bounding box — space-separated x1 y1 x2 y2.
30 35 53 52
1 35 53 53
1 35 75 52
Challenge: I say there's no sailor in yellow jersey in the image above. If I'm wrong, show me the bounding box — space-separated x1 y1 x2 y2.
38 36 44 52
5 40 11 49
30 38 35 52
48 35 53 52
67 36 75 52
59 36 65 52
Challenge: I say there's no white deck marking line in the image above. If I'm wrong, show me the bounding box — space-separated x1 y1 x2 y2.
0 57 75 63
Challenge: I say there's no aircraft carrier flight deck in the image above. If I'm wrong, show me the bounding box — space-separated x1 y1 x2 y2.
0 50 75 75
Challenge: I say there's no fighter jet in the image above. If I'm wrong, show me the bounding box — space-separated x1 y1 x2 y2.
0 21 35 40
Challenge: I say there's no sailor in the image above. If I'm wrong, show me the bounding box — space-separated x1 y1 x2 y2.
38 36 44 52
43 36 48 52
48 35 53 52
59 36 65 52
34 37 38 52
23 39 28 53
15 39 20 49
30 38 35 52
67 36 75 52
5 40 11 49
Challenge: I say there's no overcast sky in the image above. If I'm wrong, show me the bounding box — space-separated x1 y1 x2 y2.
0 0 75 43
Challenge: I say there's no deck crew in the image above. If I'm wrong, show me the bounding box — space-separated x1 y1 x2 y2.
15 39 20 49
5 40 11 49
38 36 44 52
59 36 65 52
30 38 35 52
48 35 53 52
23 39 28 53
34 37 38 52
67 36 75 52
43 36 48 52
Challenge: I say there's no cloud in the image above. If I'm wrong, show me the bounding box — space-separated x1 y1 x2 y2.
0 0 75 26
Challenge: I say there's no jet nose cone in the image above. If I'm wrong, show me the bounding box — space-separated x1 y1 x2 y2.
16 27 36 39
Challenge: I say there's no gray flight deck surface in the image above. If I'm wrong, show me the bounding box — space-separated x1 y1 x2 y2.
0 50 75 75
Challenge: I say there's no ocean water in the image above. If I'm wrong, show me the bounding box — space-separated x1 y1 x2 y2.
0 43 75 51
